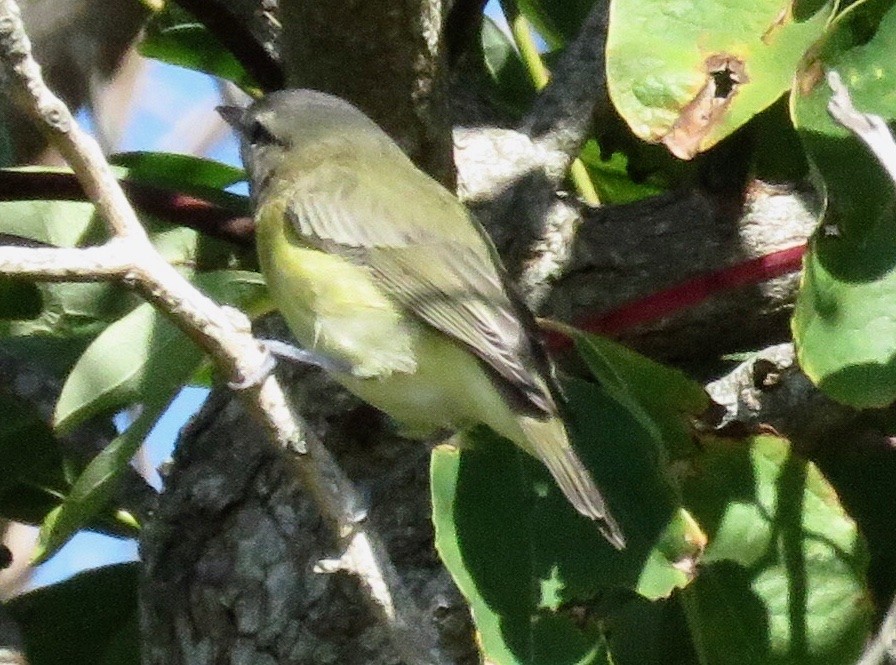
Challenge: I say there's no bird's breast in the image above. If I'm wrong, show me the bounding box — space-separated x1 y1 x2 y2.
255 201 417 378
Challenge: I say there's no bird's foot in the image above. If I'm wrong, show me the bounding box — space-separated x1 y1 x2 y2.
228 339 350 390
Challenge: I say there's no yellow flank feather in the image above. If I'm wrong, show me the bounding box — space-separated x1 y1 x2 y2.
256 200 417 379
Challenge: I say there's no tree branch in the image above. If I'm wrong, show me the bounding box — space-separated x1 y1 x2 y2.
521 2 610 168
0 242 131 280
458 2 614 307
0 170 254 248
0 2 446 662
278 0 456 188
171 0 284 92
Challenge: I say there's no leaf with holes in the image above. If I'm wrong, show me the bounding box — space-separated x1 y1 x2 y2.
606 0 835 159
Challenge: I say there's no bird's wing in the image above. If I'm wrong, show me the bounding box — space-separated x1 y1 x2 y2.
284 161 555 415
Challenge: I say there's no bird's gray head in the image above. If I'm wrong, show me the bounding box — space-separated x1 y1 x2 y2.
217 89 387 200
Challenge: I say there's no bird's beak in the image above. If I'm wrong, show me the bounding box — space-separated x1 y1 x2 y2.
216 105 246 134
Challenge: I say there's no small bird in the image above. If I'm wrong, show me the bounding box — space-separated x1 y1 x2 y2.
218 90 625 549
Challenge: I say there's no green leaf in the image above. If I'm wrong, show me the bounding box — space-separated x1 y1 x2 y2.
432 377 690 665
0 392 68 523
791 0 896 407
562 323 711 458
577 140 667 205
54 270 266 433
0 178 136 338
481 16 536 117
111 151 244 191
750 96 810 183
679 435 872 665
110 151 251 220
0 170 103 245
52 300 196 433
0 278 41 319
516 0 594 49
34 408 154 564
139 21 257 93
434 327 870 662
603 596 699 665
6 563 139 665
606 0 835 158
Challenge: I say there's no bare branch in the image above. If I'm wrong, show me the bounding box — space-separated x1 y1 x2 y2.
0 2 445 661
521 2 610 171
459 2 614 307
0 242 131 280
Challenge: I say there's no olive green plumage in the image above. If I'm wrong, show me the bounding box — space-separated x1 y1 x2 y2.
219 90 624 549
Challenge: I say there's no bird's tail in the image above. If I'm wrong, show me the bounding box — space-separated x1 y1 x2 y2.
517 414 626 549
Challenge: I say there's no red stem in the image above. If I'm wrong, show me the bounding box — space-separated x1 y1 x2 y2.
543 244 807 349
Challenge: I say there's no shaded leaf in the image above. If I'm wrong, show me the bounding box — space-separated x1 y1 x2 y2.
678 435 872 665
434 329 870 663
481 16 536 117
432 377 687 664
791 0 896 407
6 563 139 665
0 278 41 319
0 392 68 523
565 326 710 456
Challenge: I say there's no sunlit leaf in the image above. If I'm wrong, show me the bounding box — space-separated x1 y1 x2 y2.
139 21 257 93
606 0 835 158
54 270 266 433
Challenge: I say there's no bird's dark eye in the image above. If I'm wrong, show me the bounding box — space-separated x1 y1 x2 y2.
248 120 277 146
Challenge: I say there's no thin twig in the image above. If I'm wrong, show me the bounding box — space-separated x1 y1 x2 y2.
0 2 445 662
0 170 254 247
